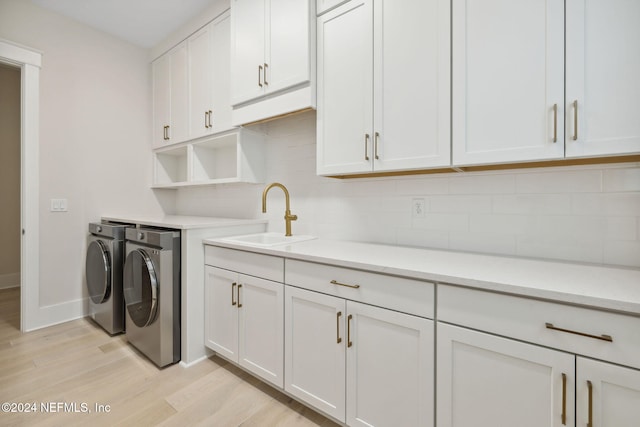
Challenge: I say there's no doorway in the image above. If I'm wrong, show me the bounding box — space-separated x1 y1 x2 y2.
0 62 21 329
0 40 41 332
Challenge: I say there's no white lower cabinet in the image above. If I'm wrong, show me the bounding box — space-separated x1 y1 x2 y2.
204 265 284 388
284 285 434 426
437 323 575 427
576 357 640 427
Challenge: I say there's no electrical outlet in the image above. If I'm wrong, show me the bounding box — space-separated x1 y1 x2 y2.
50 198 68 212
412 198 425 218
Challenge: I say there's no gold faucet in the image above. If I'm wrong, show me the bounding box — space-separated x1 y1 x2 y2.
262 182 297 236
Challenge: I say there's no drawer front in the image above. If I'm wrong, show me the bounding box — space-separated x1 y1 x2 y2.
438 284 640 370
204 245 284 283
285 259 434 319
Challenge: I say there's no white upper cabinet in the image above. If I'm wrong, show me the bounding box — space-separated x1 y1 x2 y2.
188 12 234 140
152 42 189 148
565 0 640 158
230 0 315 125
452 0 565 166
317 0 450 176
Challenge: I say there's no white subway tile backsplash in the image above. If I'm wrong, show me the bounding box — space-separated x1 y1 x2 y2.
603 167 640 192
429 195 492 213
449 173 516 194
175 111 640 268
516 169 603 193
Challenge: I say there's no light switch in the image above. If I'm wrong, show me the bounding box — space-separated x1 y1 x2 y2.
50 198 68 212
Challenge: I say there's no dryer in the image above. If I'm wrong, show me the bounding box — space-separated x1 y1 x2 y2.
123 227 181 367
85 222 130 334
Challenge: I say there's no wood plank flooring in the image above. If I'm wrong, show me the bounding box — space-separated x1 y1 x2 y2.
0 288 339 427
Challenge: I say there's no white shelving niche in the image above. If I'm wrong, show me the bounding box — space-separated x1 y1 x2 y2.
152 128 265 188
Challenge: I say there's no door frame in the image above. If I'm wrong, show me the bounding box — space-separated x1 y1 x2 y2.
0 38 41 332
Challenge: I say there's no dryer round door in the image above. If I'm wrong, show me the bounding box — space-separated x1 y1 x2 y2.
86 240 111 304
123 249 158 328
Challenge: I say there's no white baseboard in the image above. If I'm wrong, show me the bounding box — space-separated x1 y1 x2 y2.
0 272 20 289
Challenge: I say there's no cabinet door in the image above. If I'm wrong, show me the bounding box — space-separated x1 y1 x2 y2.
189 24 213 140
437 323 575 427
152 55 170 148
284 286 346 422
266 0 311 95
346 301 434 427
566 0 640 157
237 274 284 388
316 0 374 175
204 266 239 361
210 11 233 134
452 0 565 166
373 0 450 171
230 0 266 106
577 357 640 427
169 42 189 144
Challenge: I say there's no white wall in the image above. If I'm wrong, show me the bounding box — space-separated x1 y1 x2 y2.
174 111 640 268
0 0 169 323
0 63 21 288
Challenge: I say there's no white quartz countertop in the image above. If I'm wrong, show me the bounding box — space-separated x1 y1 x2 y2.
102 214 267 230
203 237 640 315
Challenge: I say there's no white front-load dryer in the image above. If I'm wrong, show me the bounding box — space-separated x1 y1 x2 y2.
85 222 130 334
123 227 181 367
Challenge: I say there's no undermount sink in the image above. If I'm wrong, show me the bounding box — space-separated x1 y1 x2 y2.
220 232 316 247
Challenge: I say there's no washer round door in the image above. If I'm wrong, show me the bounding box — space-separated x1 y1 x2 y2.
123 249 158 328
86 240 111 304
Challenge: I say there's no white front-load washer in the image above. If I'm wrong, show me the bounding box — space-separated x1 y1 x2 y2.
85 222 130 334
123 227 181 367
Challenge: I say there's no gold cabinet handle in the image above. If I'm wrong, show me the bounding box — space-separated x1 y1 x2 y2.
364 134 370 161
237 284 242 308
166 125 170 140
336 311 342 344
545 323 613 342
587 380 593 427
374 132 380 159
330 279 360 289
204 111 209 129
572 100 578 141
163 125 169 140
263 63 268 85
561 373 567 425
552 103 558 143
208 110 213 128
347 314 353 348
231 282 237 306
258 65 263 87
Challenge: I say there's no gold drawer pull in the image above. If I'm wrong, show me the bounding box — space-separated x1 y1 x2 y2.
545 323 612 342
330 280 360 289
347 314 353 348
336 311 342 344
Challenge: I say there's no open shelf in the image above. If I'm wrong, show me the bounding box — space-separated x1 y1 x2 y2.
152 128 264 188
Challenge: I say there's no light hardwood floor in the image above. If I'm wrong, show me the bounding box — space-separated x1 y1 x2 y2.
0 288 339 427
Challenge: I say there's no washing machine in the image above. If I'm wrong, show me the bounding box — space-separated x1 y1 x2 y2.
85 222 130 334
123 227 181 367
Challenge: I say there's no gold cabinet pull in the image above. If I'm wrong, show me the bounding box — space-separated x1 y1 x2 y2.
330 279 360 289
561 373 567 425
545 323 613 342
364 134 370 161
163 125 169 140
587 380 593 427
204 111 209 129
237 284 242 308
552 103 558 143
231 282 237 306
258 65 263 87
347 314 353 348
336 311 342 344
572 100 578 141
263 63 268 85
374 132 380 160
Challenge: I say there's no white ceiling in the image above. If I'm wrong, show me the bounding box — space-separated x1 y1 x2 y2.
31 0 218 48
